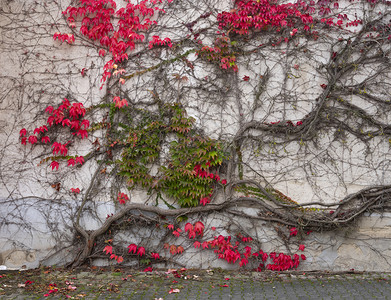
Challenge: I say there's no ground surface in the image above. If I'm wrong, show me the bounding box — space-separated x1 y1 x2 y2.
1 267 391 299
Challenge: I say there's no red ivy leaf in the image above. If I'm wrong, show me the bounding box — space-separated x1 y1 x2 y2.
41 136 50 144
75 156 84 165
202 241 209 249
128 244 137 254
70 188 80 193
103 245 113 255
137 246 145 257
20 128 27 137
290 227 298 236
68 158 75 166
185 223 193 233
170 245 177 255
194 221 204 236
50 161 59 171
28 135 38 145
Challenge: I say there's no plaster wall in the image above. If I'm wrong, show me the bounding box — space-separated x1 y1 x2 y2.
1 0 391 271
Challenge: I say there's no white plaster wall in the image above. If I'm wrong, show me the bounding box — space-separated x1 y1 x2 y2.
1 0 391 271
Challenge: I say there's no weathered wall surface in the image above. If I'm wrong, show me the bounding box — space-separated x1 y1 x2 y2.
2 209 391 272
1 0 391 271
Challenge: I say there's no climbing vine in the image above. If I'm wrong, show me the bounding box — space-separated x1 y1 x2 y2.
111 102 228 207
1 0 391 271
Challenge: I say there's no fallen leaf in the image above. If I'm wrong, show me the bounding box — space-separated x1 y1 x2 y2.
166 268 177 274
169 288 180 294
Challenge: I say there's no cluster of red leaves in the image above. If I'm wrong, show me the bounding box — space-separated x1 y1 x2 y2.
100 222 307 271
197 36 238 71
320 14 362 28
117 192 129 204
67 156 85 167
217 0 314 36
167 221 205 239
125 243 161 260
265 252 305 271
185 221 204 238
199 0 355 72
164 243 184 255
290 227 298 236
217 0 363 37
163 222 206 254
199 196 211 206
20 98 88 171
193 163 227 206
110 254 124 263
53 32 75 44
217 0 362 36
60 0 173 87
194 162 225 182
149 35 173 49
113 96 128 108
192 227 306 271
127 243 146 257
70 187 80 194
198 0 364 73
103 244 124 263
204 235 246 265
199 0 319 72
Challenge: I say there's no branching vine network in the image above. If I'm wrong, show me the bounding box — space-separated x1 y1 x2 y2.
1 0 391 270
